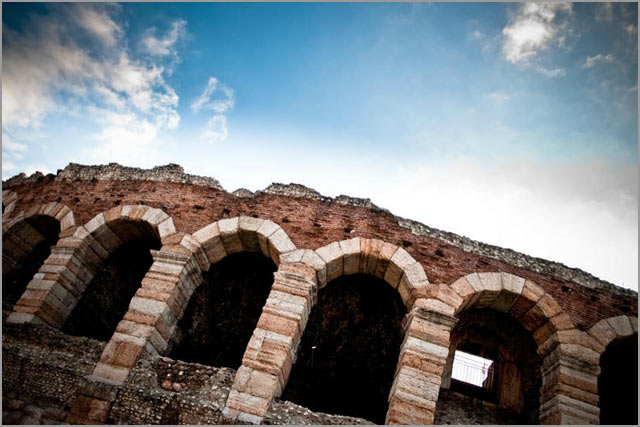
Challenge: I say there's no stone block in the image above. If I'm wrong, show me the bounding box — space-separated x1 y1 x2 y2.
256 220 280 259
238 216 264 252
375 241 398 280
268 228 296 265
413 298 455 316
359 238 383 276
179 234 209 271
384 247 414 289
158 217 176 240
218 217 243 255
606 315 633 337
193 222 227 265
315 241 344 285
587 319 617 348
339 237 361 276
92 362 130 384
225 390 271 419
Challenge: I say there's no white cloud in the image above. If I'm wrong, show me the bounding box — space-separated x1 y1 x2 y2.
2 4 185 171
72 3 123 47
582 53 614 69
2 136 28 160
502 3 573 65
468 30 485 40
140 19 187 57
370 157 638 290
202 115 229 145
624 24 637 35
536 65 566 77
191 76 235 144
191 77 235 113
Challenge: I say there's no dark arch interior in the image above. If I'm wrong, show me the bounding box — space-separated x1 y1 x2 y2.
2 216 61 312
61 237 160 341
598 334 638 425
170 252 276 369
281 274 407 424
438 308 541 425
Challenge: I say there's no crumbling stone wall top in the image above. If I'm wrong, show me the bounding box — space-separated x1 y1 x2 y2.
2 162 635 299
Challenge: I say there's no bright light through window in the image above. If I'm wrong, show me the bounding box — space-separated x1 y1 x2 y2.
451 350 494 388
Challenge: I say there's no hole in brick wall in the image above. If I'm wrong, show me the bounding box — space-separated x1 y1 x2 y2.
282 217 289 223
222 208 231 216
170 252 276 369
94 197 101 203
312 222 320 227
114 200 121 206
193 205 204 211
435 249 445 257
282 274 406 424
440 308 541 425
476 260 489 267
2 216 61 312
561 285 571 292
590 296 598 302
61 238 159 342
598 334 638 425
73 197 80 203
56 196 62 203
343 227 353 233
577 323 587 331
402 240 412 248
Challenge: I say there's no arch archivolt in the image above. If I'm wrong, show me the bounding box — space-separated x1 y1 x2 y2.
7 205 175 328
2 202 75 274
2 189 19 218
588 315 638 355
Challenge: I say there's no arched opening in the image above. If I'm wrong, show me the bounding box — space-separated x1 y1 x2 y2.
598 334 638 425
60 220 161 341
170 252 277 369
282 273 407 424
2 215 61 312
436 308 541 425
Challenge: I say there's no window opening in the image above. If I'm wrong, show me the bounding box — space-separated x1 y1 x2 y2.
451 350 495 390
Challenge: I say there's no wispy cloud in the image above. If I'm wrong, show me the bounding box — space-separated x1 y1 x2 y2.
191 77 235 144
595 3 614 23
1 4 186 171
140 19 187 57
582 53 615 69
502 3 573 65
536 65 566 77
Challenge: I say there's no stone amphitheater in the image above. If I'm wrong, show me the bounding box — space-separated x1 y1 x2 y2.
1 163 637 425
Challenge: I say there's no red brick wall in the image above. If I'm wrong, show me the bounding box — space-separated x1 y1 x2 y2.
5 176 637 330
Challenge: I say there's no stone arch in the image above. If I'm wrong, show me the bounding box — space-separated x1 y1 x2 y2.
222 238 430 424
168 217 295 369
2 189 19 217
7 205 175 328
2 202 75 314
85 216 296 387
422 272 602 425
186 216 297 271
587 315 638 350
588 315 638 424
2 201 75 273
310 237 430 309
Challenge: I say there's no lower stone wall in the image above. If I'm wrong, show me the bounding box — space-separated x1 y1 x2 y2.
2 323 107 424
2 323 371 425
434 390 522 425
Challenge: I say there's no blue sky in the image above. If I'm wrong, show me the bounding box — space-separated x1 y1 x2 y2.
2 2 638 289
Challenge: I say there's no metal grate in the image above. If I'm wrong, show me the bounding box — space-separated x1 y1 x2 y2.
451 351 495 390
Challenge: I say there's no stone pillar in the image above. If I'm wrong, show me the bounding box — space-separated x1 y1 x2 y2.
223 263 317 424
7 228 105 327
440 343 456 390
67 249 202 424
386 305 458 425
539 344 600 425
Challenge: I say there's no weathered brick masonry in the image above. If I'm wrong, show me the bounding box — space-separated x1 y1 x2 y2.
2 163 637 425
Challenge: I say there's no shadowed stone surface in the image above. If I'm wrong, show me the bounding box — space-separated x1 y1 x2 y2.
61 240 158 342
170 252 277 369
282 274 406 424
